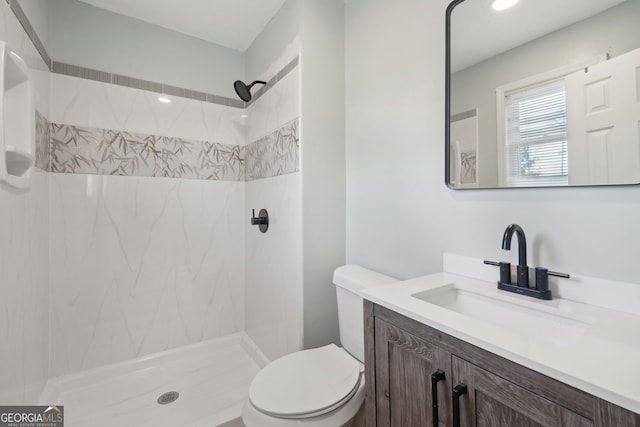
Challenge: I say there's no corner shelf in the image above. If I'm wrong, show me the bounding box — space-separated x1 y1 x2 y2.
0 41 34 191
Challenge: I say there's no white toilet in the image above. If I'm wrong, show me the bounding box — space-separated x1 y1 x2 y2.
241 265 396 427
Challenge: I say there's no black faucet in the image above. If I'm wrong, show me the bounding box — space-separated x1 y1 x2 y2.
501 224 528 288
484 224 570 300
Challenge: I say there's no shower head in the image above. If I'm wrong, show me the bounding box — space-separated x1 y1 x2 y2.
233 80 266 102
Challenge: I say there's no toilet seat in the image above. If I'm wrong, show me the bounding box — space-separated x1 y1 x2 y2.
242 374 366 427
248 344 362 419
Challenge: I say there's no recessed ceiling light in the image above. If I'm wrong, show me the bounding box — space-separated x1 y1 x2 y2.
158 96 171 103
492 0 519 11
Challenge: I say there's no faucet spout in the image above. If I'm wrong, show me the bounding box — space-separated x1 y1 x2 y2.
501 224 529 288
502 224 527 267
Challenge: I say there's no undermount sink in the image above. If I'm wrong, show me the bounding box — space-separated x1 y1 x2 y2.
412 284 592 346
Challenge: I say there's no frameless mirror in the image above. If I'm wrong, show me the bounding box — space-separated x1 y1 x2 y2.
446 0 640 189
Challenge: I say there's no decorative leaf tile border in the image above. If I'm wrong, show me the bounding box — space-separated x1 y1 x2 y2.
245 119 299 181
50 124 245 181
35 110 50 171
46 118 299 182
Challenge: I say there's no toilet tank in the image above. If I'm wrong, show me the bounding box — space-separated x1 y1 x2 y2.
333 265 397 363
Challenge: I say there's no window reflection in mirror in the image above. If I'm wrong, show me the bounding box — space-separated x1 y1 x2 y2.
446 0 640 189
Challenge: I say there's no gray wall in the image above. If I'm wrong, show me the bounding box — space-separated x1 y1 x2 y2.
345 0 640 286
245 0 302 80
48 0 244 97
451 0 640 187
300 0 346 350
16 0 51 51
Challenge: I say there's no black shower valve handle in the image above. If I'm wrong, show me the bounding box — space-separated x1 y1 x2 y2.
251 209 267 225
251 209 269 233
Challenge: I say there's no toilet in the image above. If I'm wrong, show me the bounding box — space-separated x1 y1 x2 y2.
241 265 396 426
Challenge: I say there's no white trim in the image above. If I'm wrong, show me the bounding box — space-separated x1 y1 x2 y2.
496 54 607 186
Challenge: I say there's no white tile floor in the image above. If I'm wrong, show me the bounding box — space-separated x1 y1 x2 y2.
40 334 267 427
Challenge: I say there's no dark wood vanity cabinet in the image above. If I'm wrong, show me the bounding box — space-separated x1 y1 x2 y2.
364 301 640 427
373 317 452 426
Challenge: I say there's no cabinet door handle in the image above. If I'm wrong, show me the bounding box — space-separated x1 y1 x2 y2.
431 370 446 427
452 383 468 427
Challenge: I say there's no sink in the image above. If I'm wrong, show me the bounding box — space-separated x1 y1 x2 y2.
412 284 592 346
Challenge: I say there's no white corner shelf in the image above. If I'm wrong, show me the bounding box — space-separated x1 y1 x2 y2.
0 40 34 191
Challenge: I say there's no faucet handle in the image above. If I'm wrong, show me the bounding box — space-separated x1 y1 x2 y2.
484 260 512 285
548 270 570 279
250 208 269 232
535 267 570 293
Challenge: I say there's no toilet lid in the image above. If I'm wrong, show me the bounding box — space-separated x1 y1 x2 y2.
249 344 362 419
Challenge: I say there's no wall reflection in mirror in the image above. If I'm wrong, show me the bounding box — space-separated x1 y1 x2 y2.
446 0 640 188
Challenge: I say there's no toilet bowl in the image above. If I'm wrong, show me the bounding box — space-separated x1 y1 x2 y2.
242 265 396 426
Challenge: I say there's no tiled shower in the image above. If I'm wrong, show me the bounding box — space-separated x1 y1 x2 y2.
47 60 301 377
0 0 304 413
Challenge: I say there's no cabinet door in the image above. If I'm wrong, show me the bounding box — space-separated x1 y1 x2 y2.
374 318 452 427
452 356 593 427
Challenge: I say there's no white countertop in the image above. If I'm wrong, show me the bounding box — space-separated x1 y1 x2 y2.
362 259 640 414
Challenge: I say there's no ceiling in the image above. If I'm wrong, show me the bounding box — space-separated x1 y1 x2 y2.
451 0 627 72
76 0 288 52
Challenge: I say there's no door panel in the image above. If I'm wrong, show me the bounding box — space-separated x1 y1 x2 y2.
453 356 592 427
374 319 452 427
566 48 640 185
450 110 479 188
476 392 543 427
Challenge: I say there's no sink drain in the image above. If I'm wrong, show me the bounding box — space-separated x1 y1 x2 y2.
157 391 179 405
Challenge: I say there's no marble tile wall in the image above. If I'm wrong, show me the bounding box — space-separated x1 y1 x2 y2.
0 13 301 379
0 171 49 402
50 73 246 146
0 0 50 405
244 63 303 360
49 174 245 376
47 60 301 374
47 74 249 376
49 69 301 183
244 173 302 360
244 61 300 184
245 62 300 145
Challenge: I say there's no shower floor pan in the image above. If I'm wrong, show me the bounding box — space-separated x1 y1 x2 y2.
40 333 267 427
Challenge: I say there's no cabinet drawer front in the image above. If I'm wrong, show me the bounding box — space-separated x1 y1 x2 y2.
453 356 592 427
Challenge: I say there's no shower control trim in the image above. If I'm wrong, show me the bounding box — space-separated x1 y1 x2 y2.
251 209 269 233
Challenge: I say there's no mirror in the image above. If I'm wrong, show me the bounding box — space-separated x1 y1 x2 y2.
446 0 640 189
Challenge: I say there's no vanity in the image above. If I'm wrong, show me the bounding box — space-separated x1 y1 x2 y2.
361 254 640 426
386 0 640 421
